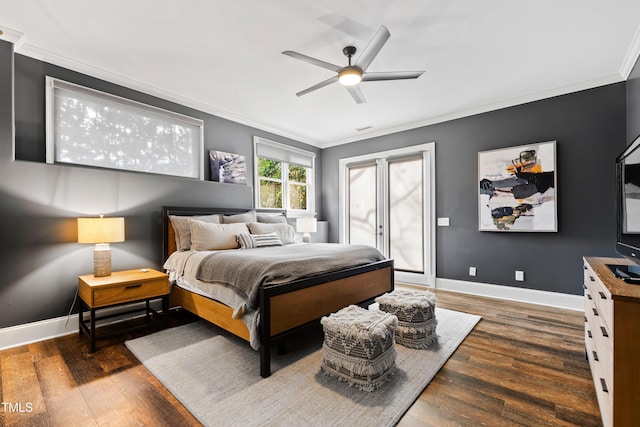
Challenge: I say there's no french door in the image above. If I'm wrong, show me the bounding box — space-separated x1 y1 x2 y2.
339 143 435 286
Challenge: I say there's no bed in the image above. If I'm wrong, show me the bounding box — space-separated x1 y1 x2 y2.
161 206 394 377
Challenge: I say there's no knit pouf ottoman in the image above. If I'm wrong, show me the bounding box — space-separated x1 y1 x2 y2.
375 289 438 349
320 305 398 392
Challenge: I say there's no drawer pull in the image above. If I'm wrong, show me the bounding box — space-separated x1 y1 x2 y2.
587 294 592 300
592 350 599 361
583 284 587 290
589 276 595 282
600 378 609 393
600 326 609 338
584 265 587 270
125 284 143 289
592 308 598 316
598 291 607 300
587 330 592 338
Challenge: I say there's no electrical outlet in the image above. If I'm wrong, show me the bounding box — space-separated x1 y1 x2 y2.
437 217 450 226
515 270 525 281
469 267 477 276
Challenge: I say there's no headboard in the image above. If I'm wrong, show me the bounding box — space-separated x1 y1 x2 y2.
161 206 286 261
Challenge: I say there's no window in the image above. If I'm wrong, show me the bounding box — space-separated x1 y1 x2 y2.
46 77 204 179
254 136 315 215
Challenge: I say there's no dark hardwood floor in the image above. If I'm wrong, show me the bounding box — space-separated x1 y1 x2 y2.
0 289 600 426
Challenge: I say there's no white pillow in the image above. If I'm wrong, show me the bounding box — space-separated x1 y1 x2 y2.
247 222 296 245
169 214 221 251
221 210 257 224
189 220 249 250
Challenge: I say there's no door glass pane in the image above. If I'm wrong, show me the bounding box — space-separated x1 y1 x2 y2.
349 164 377 247
389 157 424 273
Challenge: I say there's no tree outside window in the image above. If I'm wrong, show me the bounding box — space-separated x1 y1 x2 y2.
258 158 308 211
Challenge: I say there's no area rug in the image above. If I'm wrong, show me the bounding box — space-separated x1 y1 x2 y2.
125 307 480 426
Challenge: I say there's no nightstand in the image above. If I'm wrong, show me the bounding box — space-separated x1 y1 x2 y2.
78 268 170 352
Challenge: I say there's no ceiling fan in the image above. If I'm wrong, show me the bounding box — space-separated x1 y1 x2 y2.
282 25 424 104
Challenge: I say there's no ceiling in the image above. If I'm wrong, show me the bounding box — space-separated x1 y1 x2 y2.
1 1 640 148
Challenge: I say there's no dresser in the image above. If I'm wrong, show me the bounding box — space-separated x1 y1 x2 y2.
583 257 640 427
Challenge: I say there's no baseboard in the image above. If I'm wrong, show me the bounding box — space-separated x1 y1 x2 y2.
0 301 154 351
434 278 583 311
0 314 79 351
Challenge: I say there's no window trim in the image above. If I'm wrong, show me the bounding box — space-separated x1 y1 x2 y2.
253 136 315 217
45 76 204 179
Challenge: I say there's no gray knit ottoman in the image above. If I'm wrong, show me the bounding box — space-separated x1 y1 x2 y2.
320 305 398 392
375 289 438 349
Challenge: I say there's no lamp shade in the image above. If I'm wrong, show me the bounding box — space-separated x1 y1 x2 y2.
296 217 317 233
78 217 125 244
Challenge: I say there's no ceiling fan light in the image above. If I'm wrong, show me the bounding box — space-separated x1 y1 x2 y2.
338 67 363 86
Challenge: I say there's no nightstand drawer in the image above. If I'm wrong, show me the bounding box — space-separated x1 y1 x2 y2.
93 278 169 307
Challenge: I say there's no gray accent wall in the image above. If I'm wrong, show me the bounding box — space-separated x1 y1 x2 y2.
322 83 628 296
0 41 321 328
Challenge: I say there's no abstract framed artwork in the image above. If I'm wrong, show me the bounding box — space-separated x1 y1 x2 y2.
478 141 557 232
209 150 247 185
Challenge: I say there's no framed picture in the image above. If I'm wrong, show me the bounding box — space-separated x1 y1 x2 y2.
209 150 246 185
478 141 557 232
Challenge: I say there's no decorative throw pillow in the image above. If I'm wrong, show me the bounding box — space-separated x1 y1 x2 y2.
221 210 257 224
237 232 283 249
189 220 249 250
256 213 288 224
247 222 296 245
169 214 222 251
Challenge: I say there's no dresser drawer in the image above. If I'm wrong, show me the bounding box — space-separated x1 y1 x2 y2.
92 278 169 307
584 263 614 332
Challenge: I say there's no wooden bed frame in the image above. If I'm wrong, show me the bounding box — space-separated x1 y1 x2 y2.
161 206 394 378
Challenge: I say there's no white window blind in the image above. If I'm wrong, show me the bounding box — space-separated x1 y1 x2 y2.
46 77 204 179
253 136 315 215
254 137 315 168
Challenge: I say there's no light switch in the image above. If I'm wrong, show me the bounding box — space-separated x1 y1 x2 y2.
437 217 450 226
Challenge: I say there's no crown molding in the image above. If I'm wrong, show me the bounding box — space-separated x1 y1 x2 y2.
319 73 625 149
4 29 636 151
0 25 25 49
13 42 320 147
619 24 640 79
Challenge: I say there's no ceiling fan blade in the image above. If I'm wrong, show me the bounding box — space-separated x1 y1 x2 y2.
296 75 339 97
282 51 342 72
362 70 425 81
354 25 391 71
346 85 366 104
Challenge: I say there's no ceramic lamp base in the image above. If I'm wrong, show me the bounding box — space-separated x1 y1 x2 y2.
93 243 112 277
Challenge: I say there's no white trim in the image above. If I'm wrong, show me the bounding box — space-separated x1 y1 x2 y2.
0 301 157 351
619 24 640 79
12 42 319 147
435 277 583 311
5 36 629 150
0 314 79 351
0 25 25 48
253 136 316 216
320 74 624 149
339 142 436 286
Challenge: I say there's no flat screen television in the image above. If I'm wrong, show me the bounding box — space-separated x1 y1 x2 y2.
610 133 640 283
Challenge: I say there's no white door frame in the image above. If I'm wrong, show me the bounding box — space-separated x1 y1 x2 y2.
338 142 436 286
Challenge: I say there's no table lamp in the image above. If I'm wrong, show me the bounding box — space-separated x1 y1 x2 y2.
296 217 317 243
78 215 125 277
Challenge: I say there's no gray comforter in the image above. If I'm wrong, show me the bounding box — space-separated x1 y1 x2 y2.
195 243 386 310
